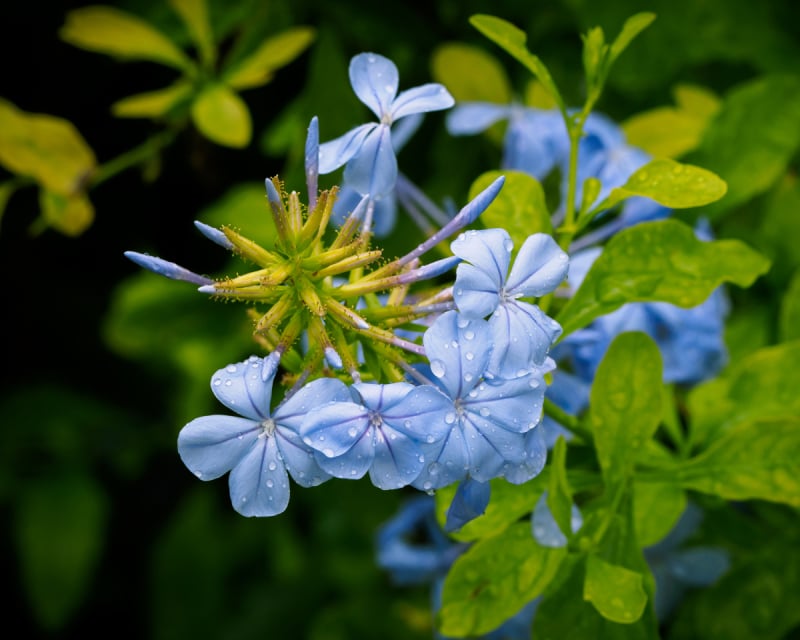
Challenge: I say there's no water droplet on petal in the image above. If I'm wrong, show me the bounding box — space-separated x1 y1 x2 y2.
529 378 540 388
479 407 491 417
212 378 221 386
226 365 237 373
266 479 274 488
444 412 456 424
430 359 446 378
465 352 474 361
464 330 475 340
504 239 514 252
322 447 335 458
457 317 470 329
348 427 358 438
268 461 277 471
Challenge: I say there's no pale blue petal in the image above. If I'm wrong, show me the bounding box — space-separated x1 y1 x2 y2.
391 113 423 151
391 83 454 120
124 251 212 285
503 109 568 178
305 116 320 203
344 125 397 198
354 381 414 412
413 426 469 491
177 415 260 480
422 311 492 400
316 429 375 479
453 263 501 318
451 228 512 291
349 52 398 118
503 426 548 484
229 435 290 517
531 492 567 547
487 301 562 374
444 477 490 532
301 401 371 458
446 102 511 135
274 425 331 487
459 414 520 481
381 385 453 444
209 356 274 421
370 425 426 489
371 193 398 238
462 372 547 433
666 548 730 587
506 233 569 297
273 378 351 431
318 123 377 174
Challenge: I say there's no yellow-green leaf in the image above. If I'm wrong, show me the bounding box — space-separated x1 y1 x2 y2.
39 189 95 236
0 181 17 228
623 85 720 158
0 99 96 196
111 80 194 118
633 481 686 546
168 0 215 66
431 43 511 103
584 554 648 624
60 6 193 71
191 84 251 148
599 158 727 212
224 27 316 90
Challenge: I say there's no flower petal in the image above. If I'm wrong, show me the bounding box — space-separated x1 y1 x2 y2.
301 401 371 459
453 263 502 318
462 370 550 434
487 301 562 375
504 426 548 484
318 123 377 174
370 425 426 489
274 425 331 487
354 381 414 412
423 311 492 400
446 102 511 135
505 233 569 297
349 52 398 118
444 477 490 532
413 425 469 491
210 356 274 421
390 83 454 120
229 435 290 517
177 415 261 480
503 109 568 178
273 377 352 431
459 414 522 481
343 124 397 198
380 384 453 444
316 429 375 479
451 228 512 293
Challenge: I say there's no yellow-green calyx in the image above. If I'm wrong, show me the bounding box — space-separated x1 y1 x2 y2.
201 177 450 386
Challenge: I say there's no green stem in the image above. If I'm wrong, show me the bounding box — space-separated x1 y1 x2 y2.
89 129 177 189
556 114 586 252
544 397 593 443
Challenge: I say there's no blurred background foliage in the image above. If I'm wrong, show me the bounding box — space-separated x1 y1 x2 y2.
1 0 799 637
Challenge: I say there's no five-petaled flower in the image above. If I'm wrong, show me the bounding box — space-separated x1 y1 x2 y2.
177 355 350 516
451 229 569 377
318 52 454 200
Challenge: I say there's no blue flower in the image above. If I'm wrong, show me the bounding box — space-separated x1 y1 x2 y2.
644 503 730 621
177 355 351 517
300 381 452 489
531 491 584 548
412 311 551 492
319 52 454 200
447 102 568 179
451 229 568 376
561 234 729 385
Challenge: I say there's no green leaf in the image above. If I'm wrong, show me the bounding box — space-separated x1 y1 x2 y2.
469 170 553 246
608 13 656 65
439 522 567 636
0 180 18 228
779 270 800 342
632 481 686 546
622 85 720 158
758 175 800 284
112 80 194 119
677 418 800 506
686 74 800 220
584 554 647 624
589 332 662 484
434 474 548 542
547 437 575 538
557 219 771 336
688 341 800 448
224 27 316 90
38 189 95 237
469 14 564 112
597 158 727 213
431 43 512 103
14 473 108 630
0 98 96 196
60 6 193 71
191 83 251 148
168 0 215 66
582 26 607 89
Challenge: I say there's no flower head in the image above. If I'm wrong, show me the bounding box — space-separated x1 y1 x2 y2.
451 229 568 376
177 355 350 516
412 311 551 491
319 52 454 200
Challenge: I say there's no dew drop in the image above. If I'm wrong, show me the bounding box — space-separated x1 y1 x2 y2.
348 426 358 438
464 373 473 382
212 378 222 386
322 447 335 458
430 359 446 378
504 239 514 252
268 461 277 471
266 479 274 488
529 378 540 389
426 434 435 443
224 379 233 386
444 412 456 424
465 352 474 361
464 330 475 340
479 407 491 417
457 317 470 329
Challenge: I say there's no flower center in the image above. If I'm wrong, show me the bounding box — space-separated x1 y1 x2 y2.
260 418 276 437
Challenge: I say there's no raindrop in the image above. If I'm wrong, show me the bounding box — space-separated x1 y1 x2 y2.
348 426 358 438
464 330 475 340
430 359 446 378
504 239 514 252
224 379 233 386
194 470 203 479
268 461 277 471
445 412 456 424
213 378 222 386
465 352 474 361
457 317 470 329
479 407 491 417
322 447 335 458
226 365 237 373
426 434 435 443
529 378 540 389
404 420 412 428
266 479 274 488
428 462 441 476
464 373 473 382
